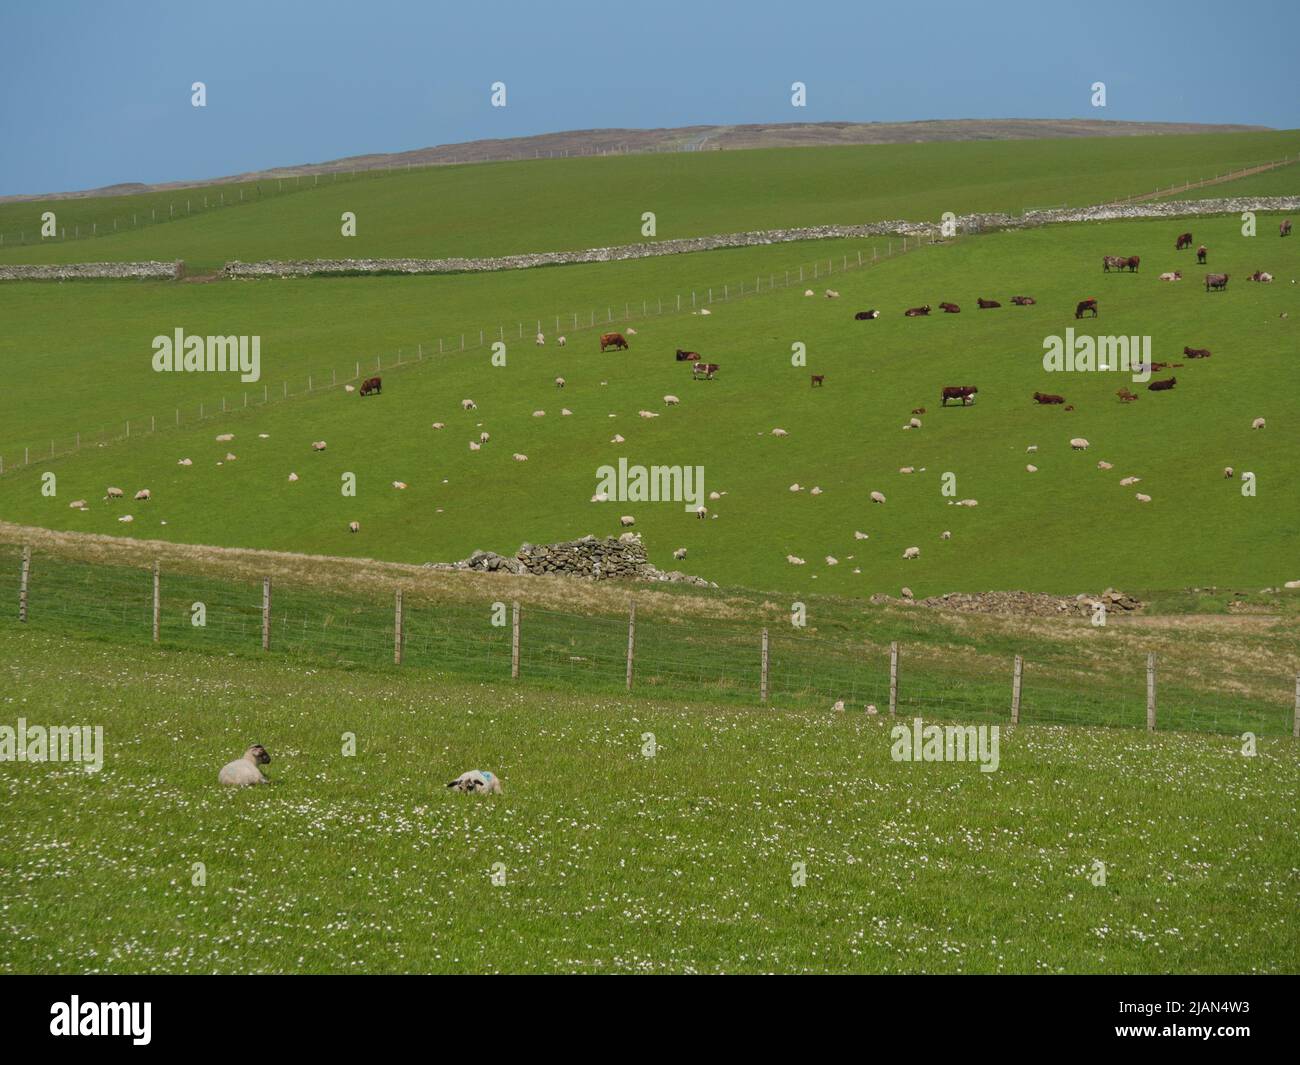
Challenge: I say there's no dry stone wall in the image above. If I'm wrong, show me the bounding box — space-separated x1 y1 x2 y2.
426 534 716 587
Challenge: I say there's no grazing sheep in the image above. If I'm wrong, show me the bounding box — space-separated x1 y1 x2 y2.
1070 438 1090 451
1135 493 1152 503
1097 461 1113 470
216 433 234 442
1224 467 1234 478
810 486 823 496
611 434 625 444
536 333 546 346
789 483 803 492
709 491 722 500
105 486 124 500
461 399 477 411
178 458 193 466
392 481 408 490
771 428 789 437
118 514 134 523
218 744 272 787
348 521 360 533
555 377 565 389
1252 417 1266 430
854 531 869 540
512 453 528 462
909 417 922 429
825 555 839 566
786 555 806 565
620 515 635 527
870 491 886 504
557 336 566 346
134 489 151 501
446 770 502 795
664 395 680 406
1026 464 1038 473
941 530 951 540
479 432 490 443
903 547 920 560
69 499 87 510
311 440 327 451
561 408 572 416
673 548 687 560
288 473 299 482
1026 445 1038 453
804 289 815 297
696 505 708 520
825 289 840 298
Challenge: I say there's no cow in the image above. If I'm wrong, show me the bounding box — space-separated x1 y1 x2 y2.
1159 271 1182 282
941 385 978 406
939 302 961 313
1010 295 1036 305
359 376 382 396
1176 232 1193 250
977 297 1001 308
810 374 825 387
1183 346 1211 359
911 407 926 416
1196 245 1207 264
1103 255 1127 272
1075 298 1099 319
854 310 881 320
1148 377 1177 391
692 362 719 380
675 349 701 361
1033 392 1065 405
1205 273 1229 292
1116 387 1138 403
1281 219 1292 237
600 332 629 351
1125 255 1140 272
904 305 931 317
1248 270 1274 283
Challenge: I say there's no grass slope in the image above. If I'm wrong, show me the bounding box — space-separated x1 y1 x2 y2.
0 131 1295 269
2 214 1296 597
0 629 1295 974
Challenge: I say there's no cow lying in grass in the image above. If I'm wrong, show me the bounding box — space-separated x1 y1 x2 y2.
1148 377 1177 391
904 305 931 317
1183 346 1211 359
1033 392 1065 405
1010 295 1035 305
675 349 701 361
939 302 961 313
976 297 1001 308
854 310 880 320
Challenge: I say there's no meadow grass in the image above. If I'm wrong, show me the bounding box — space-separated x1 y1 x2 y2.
0 130 1295 269
0 628 1295 974
2 213 1296 598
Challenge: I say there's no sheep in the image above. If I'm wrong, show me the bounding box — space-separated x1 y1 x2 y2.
1070 437 1090 451
854 531 870 540
134 489 151 501
699 308 711 316
806 486 822 496
870 491 886 504
118 514 133 523
673 548 687 560
348 521 360 533
1135 493 1152 503
69 499 87 510
469 441 481 451
899 466 915 474
804 289 815 297
709 491 722 500
627 328 637 335
479 432 490 443
555 377 565 389
903 547 920 560
611 434 625 444
1252 417 1266 430
786 555 806 565
345 384 355 392
461 399 477 411
557 336 566 347
591 492 609 503
1097 461 1113 470
771 428 789 437
955 498 979 507
218 744 272 787
825 555 839 566
225 452 237 462
561 408 572 416
909 417 922 429
1026 445 1038 453
1224 467 1235 479
311 440 327 452
664 395 680 406
216 433 234 442
288 472 299 482
789 483 803 492
1026 464 1038 473
431 422 445 430
105 486 124 500
446 769 502 795
620 515 636 527
177 458 193 466
941 530 952 540
825 289 840 298
696 505 708 520
833 699 846 712
532 410 546 418
638 410 659 419
1120 476 1141 486
392 481 408 490
536 333 546 346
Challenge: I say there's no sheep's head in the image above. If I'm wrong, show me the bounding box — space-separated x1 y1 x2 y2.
246 744 271 765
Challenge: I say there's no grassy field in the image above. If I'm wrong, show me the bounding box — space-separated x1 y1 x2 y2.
2 212 1296 597
1 130 1295 269
0 628 1295 974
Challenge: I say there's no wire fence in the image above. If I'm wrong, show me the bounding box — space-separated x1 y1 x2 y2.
0 231 943 477
1108 153 1299 205
3 544 1296 739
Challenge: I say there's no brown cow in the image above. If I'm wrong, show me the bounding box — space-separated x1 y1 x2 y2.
1116 387 1138 402
1196 245 1207 264
600 332 629 351
359 376 382 396
941 386 978 406
911 407 926 416
1176 232 1193 250
1102 256 1127 272
1148 377 1177 391
1205 273 1229 292
1075 298 1098 319
1125 255 1140 272
1010 295 1035 305
675 349 701 361
904 305 931 317
1281 219 1292 237
692 362 719 380
1183 346 1211 359
977 297 1001 308
939 302 961 313
810 374 825 387
1033 392 1065 405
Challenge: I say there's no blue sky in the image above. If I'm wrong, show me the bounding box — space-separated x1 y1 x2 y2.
1 0 1296 196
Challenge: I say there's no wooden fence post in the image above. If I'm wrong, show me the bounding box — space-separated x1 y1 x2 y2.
394 590 404 665
1146 652 1156 731
889 642 899 716
1293 673 1299 739
511 601 520 679
262 578 271 651
760 628 769 703
19 546 30 622
1011 655 1022 724
625 601 636 691
152 561 161 643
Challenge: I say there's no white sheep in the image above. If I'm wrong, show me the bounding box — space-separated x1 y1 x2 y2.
532 410 546 418
771 428 789 437
940 530 952 540
288 472 299 482
536 333 546 346
663 395 679 406
1026 445 1038 453
1252 417 1266 430
349 521 360 532
709 491 721 500
462 399 477 411
673 548 687 560
431 422 445 430
789 483 803 492
216 433 234 442
447 770 502 794
1026 464 1038 473
311 440 327 451
610 434 625 444
557 336 566 347
1070 437 1090 450
177 458 192 466
870 491 886 504
225 452 237 462
899 466 914 474
696 506 708 520
591 492 608 503
854 531 870 540
105 486 124 500
134 489 151 501
1120 476 1141 486
620 515 636 527
804 289 815 297
699 308 711 316
219 745 271 787
810 486 823 495
825 289 840 298
903 547 920 560
69 499 87 509
1135 493 1152 503
392 481 408 490
786 555 806 565
955 498 979 507
638 410 659 419
469 441 481 451
909 417 922 429
626 328 637 335
555 377 565 389
1097 460 1113 470
825 555 839 566
345 384 355 392
479 432 490 443
118 514 133 523
561 408 572 416
1224 467 1234 478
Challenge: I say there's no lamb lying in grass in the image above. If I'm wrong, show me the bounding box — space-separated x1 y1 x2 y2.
447 769 503 795
219 744 272 787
